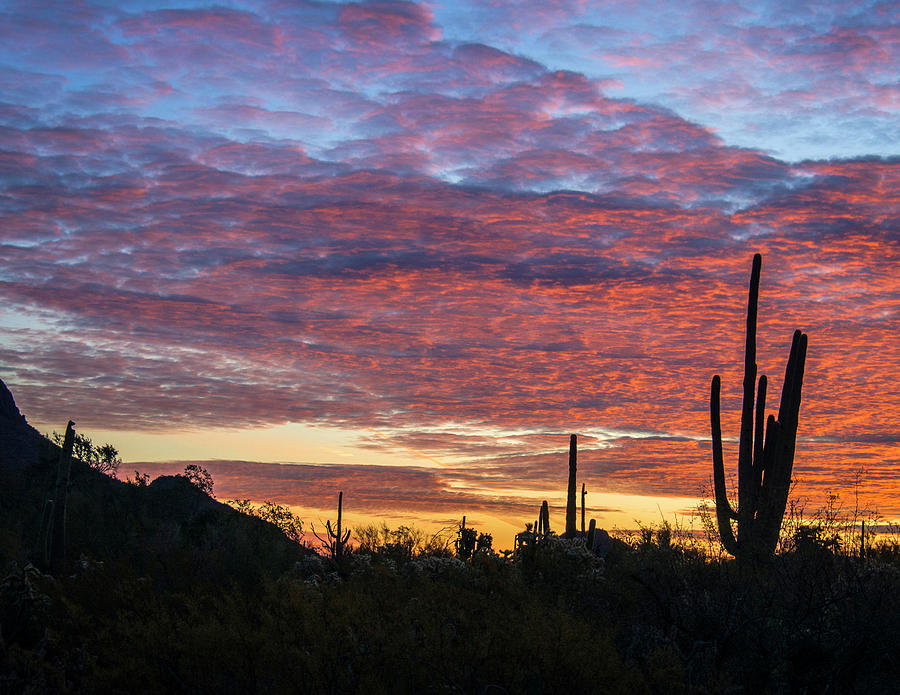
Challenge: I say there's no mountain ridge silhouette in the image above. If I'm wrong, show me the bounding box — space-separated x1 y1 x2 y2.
0 377 47 471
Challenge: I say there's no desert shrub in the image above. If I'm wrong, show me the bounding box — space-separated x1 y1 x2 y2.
354 523 432 564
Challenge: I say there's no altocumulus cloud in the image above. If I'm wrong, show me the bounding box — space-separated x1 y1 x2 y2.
0 0 897 514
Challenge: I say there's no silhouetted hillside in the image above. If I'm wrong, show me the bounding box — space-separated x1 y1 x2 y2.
0 378 311 587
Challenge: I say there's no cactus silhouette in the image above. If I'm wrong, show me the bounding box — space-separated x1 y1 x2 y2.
44 420 75 575
313 491 351 562
538 500 550 538
565 434 577 538
580 482 586 536
456 515 477 560
711 254 808 561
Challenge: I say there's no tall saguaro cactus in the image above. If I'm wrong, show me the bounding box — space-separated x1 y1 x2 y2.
565 434 577 538
46 421 75 575
711 254 808 561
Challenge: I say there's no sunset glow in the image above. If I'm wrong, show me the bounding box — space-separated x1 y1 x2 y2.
1 0 897 547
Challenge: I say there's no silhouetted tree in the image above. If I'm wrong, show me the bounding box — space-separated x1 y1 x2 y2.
182 463 214 496
51 430 121 478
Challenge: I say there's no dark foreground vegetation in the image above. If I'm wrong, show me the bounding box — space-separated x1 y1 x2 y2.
2 432 900 694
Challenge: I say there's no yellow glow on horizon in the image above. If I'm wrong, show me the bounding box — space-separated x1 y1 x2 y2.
32 421 431 468
242 491 703 551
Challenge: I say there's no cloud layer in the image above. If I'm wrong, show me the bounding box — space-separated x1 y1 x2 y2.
1 1 897 522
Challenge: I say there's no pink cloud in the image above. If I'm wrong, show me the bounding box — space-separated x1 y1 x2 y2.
338 1 440 46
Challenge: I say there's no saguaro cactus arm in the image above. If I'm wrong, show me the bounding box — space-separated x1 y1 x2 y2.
755 329 807 551
711 376 738 555
736 253 761 534
580 482 586 536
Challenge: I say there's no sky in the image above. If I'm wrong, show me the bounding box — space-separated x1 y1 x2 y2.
1 0 898 546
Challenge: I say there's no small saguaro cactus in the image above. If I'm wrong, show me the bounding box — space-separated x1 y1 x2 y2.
313 491 352 562
587 518 597 550
456 515 478 560
565 434 577 538
711 254 808 561
538 500 550 538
